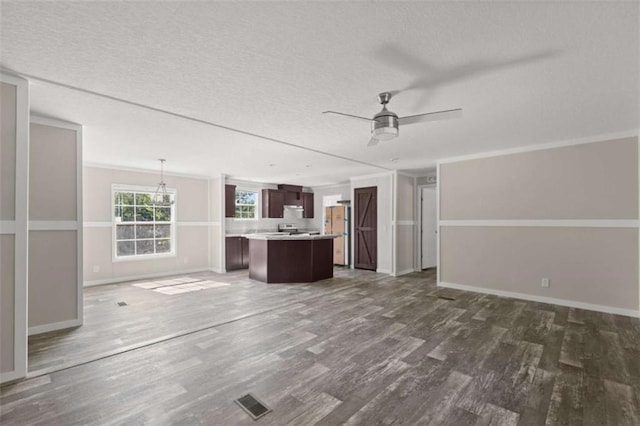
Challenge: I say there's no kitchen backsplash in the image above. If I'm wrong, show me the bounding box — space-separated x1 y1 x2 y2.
225 207 315 234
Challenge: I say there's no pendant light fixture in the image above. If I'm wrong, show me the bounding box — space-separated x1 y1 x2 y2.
152 158 174 206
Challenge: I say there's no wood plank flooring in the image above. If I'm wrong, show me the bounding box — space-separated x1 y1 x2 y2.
2 269 639 425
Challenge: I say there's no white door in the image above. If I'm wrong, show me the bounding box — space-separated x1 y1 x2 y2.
421 187 437 269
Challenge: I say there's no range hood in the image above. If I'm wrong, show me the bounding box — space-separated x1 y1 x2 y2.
284 204 304 211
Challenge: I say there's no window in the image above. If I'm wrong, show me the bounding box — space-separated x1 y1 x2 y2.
113 188 175 258
235 190 258 219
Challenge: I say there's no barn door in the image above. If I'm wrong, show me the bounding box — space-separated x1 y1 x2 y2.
354 187 377 270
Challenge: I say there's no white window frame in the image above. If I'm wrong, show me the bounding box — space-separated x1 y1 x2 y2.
234 188 259 220
112 184 177 262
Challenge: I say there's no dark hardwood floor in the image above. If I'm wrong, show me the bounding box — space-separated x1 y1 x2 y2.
2 269 639 425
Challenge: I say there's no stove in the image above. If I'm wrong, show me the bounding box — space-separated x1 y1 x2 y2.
277 224 320 235
277 223 298 233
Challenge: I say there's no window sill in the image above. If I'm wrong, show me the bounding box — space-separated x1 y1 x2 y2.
112 252 177 263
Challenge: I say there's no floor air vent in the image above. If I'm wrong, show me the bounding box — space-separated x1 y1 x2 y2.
235 393 271 420
437 295 456 301
117 301 128 306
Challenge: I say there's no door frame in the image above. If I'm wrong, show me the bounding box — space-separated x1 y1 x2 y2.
417 184 437 269
417 183 437 272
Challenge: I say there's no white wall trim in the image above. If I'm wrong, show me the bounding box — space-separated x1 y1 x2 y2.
0 221 17 234
207 178 212 270
84 162 210 180
414 177 420 270
84 267 211 287
29 221 79 231
112 183 177 194
439 220 640 228
15 74 29 382
436 164 441 284
28 318 82 336
76 120 84 327
396 268 415 277
220 174 226 272
177 221 211 227
377 268 391 274
396 220 416 226
84 221 112 228
438 281 640 318
391 171 397 276
438 131 639 165
30 114 81 132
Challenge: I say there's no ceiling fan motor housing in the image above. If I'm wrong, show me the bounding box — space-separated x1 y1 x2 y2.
372 107 399 140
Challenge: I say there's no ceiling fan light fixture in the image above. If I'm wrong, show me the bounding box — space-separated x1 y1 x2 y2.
372 125 398 140
372 111 399 140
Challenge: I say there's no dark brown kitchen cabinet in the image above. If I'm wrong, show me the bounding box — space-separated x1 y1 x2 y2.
302 192 314 218
241 237 250 268
226 236 249 270
262 189 285 218
278 184 303 206
225 184 236 218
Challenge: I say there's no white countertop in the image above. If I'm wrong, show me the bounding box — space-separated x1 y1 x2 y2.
244 234 339 240
226 229 321 238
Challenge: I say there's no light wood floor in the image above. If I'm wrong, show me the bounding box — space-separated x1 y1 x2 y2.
2 269 639 425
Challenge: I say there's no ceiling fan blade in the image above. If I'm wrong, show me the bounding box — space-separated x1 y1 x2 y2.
373 43 437 76
367 137 379 147
399 108 462 126
322 111 371 122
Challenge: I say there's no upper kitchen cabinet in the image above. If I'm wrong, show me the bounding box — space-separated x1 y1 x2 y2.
278 184 303 206
262 189 285 218
225 184 236 218
302 192 314 218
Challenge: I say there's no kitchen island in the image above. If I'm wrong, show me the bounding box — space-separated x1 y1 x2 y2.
244 234 339 283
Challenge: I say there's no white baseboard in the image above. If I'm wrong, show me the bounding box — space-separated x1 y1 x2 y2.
29 318 82 336
395 268 415 277
377 268 391 274
438 281 640 318
84 267 211 287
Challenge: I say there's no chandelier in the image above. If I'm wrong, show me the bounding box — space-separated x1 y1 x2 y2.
152 159 174 206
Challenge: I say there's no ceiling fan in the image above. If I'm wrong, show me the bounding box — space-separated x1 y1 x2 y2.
323 92 462 146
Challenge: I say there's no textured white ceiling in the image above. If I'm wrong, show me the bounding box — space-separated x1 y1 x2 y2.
1 1 638 185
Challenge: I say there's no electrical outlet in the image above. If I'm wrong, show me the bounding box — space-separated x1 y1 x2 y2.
92 265 100 273
541 278 550 288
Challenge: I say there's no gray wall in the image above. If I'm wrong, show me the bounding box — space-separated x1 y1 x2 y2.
1 75 28 383
395 173 415 275
28 121 81 332
439 137 639 315
83 166 215 285
0 82 17 375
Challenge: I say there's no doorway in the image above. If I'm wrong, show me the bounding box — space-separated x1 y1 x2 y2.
421 186 437 269
354 186 377 270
